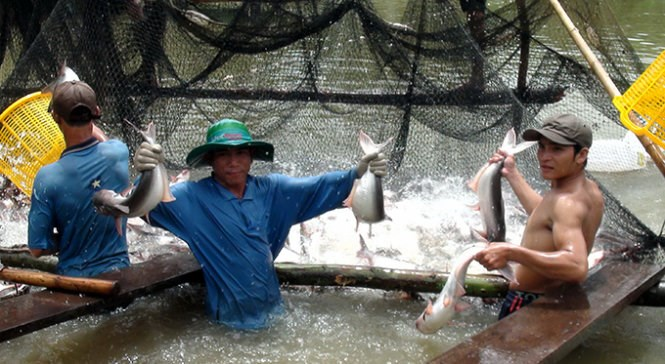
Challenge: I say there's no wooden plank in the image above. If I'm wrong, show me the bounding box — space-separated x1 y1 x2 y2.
431 259 665 364
0 252 202 342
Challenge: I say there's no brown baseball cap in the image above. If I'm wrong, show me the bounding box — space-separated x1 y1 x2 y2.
50 81 101 123
522 114 592 148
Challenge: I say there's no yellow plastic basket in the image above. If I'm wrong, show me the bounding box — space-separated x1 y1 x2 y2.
0 92 65 197
612 50 665 148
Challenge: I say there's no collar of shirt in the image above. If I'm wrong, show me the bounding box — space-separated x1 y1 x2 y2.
212 174 256 201
61 137 99 157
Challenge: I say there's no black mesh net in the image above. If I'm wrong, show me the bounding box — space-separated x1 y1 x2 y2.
0 0 663 254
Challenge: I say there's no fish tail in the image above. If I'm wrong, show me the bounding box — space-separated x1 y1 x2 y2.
500 128 517 150
115 217 124 236
142 122 157 143
358 130 393 154
160 167 176 202
499 128 536 156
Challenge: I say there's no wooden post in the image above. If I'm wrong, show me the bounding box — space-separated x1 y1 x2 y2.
548 0 665 179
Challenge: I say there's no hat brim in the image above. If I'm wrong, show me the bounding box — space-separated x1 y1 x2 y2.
522 129 576 146
186 141 274 168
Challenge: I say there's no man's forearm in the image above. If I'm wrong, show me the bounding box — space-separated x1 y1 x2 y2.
506 171 542 215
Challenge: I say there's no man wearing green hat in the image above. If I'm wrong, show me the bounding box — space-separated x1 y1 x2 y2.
133 118 387 329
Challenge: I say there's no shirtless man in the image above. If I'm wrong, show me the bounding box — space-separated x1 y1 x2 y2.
475 113 605 319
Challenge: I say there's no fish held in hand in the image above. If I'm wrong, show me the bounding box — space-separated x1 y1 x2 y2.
415 244 515 334
468 128 535 242
92 121 174 235
344 130 392 236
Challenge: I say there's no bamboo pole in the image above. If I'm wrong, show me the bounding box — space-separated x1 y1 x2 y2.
275 263 510 297
548 0 665 178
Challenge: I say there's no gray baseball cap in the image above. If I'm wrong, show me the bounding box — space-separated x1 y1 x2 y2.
522 114 592 148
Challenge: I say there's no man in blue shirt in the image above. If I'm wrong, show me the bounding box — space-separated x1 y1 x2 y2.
134 118 387 329
28 81 130 277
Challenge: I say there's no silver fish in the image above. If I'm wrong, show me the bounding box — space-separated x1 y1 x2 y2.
344 130 392 236
467 128 536 242
415 243 515 334
92 121 174 235
356 234 417 270
42 61 80 94
42 61 109 141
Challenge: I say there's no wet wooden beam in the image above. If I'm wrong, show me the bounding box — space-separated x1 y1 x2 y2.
430 259 665 364
0 252 202 342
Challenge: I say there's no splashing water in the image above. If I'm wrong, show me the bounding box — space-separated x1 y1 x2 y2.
0 176 529 362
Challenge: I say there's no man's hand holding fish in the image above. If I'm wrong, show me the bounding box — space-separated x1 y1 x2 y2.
126 119 391 330
475 114 604 320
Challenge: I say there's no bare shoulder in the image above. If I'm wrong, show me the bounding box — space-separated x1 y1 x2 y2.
549 178 603 218
583 177 605 211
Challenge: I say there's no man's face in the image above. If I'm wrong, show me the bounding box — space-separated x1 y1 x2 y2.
210 148 252 189
536 138 582 180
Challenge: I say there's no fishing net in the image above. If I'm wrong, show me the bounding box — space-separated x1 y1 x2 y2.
0 0 662 254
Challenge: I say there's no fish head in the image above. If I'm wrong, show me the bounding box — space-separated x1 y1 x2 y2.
415 299 435 334
92 189 130 216
415 295 456 334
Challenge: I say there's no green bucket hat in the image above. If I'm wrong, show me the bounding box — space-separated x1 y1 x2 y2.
186 118 274 167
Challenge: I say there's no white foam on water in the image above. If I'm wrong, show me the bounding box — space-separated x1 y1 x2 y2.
0 176 530 363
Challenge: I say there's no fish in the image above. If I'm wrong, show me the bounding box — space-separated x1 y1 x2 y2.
170 168 190 185
415 243 515 334
356 234 417 270
92 121 175 235
42 61 80 94
467 128 536 242
344 130 393 237
41 61 109 142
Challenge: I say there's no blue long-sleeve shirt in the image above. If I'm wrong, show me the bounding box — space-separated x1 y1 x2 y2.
147 170 357 329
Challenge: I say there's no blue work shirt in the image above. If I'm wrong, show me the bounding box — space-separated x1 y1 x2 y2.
147 170 357 329
28 138 131 277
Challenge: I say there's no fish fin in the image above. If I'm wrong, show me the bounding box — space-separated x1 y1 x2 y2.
442 296 451 308
142 122 156 143
493 128 535 158
500 128 517 150
424 299 433 315
500 128 536 155
358 234 369 251
455 300 471 312
162 189 176 202
455 281 467 297
506 141 537 155
116 205 130 214
343 180 359 207
160 169 176 202
498 263 518 285
468 162 489 192
120 183 134 197
470 228 488 242
114 217 124 236
358 130 393 154
124 119 157 144
123 118 141 133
